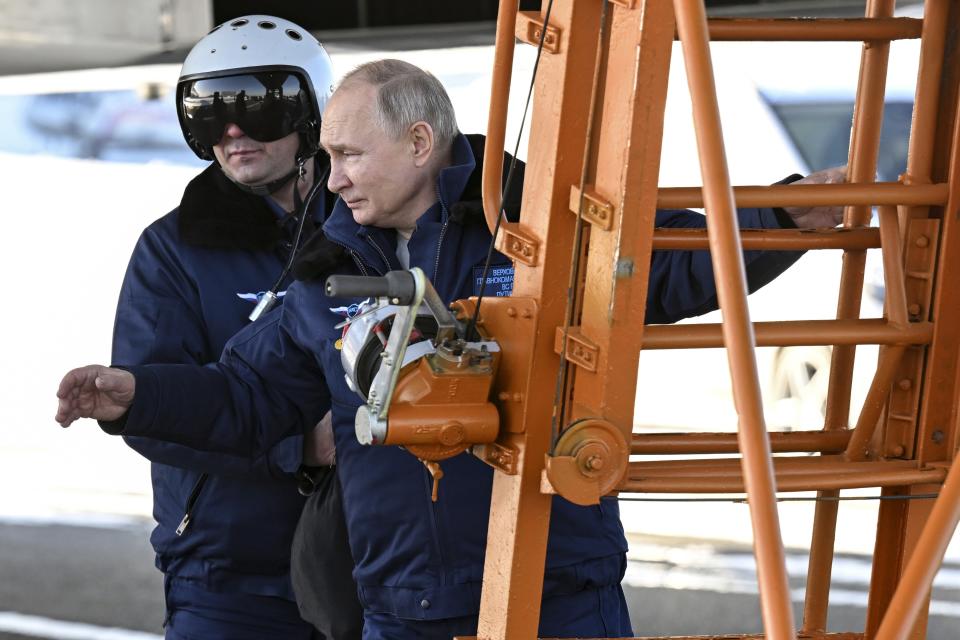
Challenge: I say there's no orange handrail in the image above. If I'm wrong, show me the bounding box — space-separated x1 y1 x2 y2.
673 0 794 637
481 0 519 236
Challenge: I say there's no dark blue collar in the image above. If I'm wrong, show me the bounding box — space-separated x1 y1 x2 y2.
322 132 476 269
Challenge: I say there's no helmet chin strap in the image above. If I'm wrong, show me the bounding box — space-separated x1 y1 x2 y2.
227 156 306 197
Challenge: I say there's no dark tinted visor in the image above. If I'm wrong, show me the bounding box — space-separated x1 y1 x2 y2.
180 72 311 146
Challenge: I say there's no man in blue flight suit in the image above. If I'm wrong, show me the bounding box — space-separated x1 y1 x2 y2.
106 15 362 640
57 59 844 638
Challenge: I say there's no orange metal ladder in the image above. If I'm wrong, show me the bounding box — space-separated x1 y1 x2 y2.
464 1 960 639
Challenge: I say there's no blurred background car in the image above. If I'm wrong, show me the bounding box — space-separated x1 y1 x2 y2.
633 37 916 433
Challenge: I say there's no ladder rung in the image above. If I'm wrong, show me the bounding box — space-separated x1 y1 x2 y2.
690 18 923 42
612 633 864 640
630 430 851 455
620 458 946 493
657 182 948 210
653 228 880 251
641 319 933 349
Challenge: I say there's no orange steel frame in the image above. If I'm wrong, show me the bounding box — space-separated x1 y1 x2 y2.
455 0 960 639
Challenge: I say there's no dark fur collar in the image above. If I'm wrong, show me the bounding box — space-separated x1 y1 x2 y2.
177 163 285 251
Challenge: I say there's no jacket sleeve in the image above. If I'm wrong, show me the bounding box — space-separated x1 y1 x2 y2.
117 286 331 459
111 223 303 477
644 207 804 324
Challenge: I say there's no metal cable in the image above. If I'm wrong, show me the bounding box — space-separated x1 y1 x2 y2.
551 0 611 450
466 0 556 341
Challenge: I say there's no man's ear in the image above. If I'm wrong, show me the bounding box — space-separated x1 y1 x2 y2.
409 121 435 168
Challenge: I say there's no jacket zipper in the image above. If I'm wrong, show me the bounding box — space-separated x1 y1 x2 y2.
176 472 209 536
365 235 393 273
433 184 450 283
350 250 370 276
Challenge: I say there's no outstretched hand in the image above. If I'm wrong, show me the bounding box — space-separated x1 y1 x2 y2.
783 165 848 228
55 365 135 428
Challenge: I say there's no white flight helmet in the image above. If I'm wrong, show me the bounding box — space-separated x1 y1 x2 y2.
176 15 335 162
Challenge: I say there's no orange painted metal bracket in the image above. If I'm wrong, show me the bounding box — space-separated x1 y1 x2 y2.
516 11 561 53
554 326 599 372
881 219 942 460
569 185 614 230
902 219 941 322
477 441 519 475
495 223 540 266
451 296 539 437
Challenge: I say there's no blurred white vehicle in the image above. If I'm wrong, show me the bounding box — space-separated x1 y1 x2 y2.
634 38 917 433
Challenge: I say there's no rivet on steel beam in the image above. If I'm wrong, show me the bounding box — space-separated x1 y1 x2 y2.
512 393 523 402
932 430 945 444
908 303 922 316
898 378 912 391
521 309 533 319
915 235 929 248
888 445 905 457
506 307 517 317
498 392 510 401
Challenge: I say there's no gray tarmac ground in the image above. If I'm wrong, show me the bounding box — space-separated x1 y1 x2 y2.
2 520 958 640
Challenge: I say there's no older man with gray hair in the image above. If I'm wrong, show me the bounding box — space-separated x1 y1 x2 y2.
58 58 845 638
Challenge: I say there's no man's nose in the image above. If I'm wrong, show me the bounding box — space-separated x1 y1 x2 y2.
221 122 246 140
326 160 350 193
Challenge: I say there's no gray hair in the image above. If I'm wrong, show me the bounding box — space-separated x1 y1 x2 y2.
339 59 459 152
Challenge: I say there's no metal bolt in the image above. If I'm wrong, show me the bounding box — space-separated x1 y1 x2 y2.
932 430 945 444
898 379 912 391
915 235 929 248
521 308 533 319
498 392 510 401
533 29 542 38
513 392 523 402
908 303 921 316
585 455 604 471
588 204 597 215
889 445 905 457
506 307 517 317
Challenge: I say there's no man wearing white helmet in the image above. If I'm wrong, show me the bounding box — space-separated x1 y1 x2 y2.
107 15 361 640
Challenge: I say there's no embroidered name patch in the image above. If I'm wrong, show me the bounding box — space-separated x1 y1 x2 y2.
472 264 514 297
